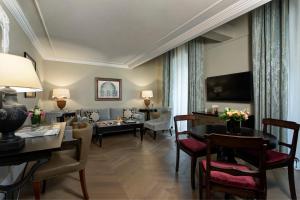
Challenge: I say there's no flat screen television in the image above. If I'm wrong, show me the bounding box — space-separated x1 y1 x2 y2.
206 71 252 102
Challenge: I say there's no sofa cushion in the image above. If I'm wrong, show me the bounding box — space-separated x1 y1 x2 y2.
110 108 124 120
80 109 110 121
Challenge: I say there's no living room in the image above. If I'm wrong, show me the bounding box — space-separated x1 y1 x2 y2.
0 0 300 199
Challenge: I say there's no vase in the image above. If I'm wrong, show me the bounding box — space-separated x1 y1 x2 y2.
31 115 41 126
226 120 241 133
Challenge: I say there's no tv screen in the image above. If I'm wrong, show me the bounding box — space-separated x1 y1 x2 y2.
206 72 252 102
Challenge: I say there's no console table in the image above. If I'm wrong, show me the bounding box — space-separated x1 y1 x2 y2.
0 122 66 199
139 108 157 121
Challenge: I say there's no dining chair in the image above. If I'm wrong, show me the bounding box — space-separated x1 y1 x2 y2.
264 119 299 199
237 118 300 200
32 122 93 200
174 115 207 189
199 134 267 200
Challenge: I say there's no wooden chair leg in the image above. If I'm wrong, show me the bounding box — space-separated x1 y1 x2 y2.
42 180 46 193
199 162 203 199
153 131 157 140
191 157 196 190
79 169 89 200
32 181 41 200
176 144 180 172
288 164 297 200
169 129 172 136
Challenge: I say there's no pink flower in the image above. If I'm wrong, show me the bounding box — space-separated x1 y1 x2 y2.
27 112 33 118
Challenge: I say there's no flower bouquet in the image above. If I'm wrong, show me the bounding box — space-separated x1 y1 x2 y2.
28 106 45 126
219 108 249 133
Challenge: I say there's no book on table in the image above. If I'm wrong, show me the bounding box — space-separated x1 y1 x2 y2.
15 124 61 138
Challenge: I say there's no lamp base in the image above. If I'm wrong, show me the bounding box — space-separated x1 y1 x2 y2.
57 100 66 110
144 99 150 108
0 133 25 151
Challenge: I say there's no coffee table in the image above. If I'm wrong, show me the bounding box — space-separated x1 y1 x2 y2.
95 120 144 147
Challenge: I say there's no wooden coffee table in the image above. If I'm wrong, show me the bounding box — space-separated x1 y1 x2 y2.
95 120 144 147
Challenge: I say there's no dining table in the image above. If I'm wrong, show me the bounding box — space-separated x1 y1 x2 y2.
189 124 278 162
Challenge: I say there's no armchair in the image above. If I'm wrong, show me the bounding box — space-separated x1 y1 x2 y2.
144 108 172 140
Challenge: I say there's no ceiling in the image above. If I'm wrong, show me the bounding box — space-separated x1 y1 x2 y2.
3 0 270 68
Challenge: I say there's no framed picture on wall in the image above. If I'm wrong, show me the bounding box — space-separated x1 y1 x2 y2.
24 52 37 98
95 77 122 101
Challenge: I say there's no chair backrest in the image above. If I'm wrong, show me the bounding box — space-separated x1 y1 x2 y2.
174 115 196 140
206 134 267 192
72 122 93 168
262 118 300 158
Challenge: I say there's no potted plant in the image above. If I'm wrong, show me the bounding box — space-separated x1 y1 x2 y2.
219 108 249 133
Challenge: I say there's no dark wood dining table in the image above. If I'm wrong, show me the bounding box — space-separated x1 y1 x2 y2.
189 125 277 162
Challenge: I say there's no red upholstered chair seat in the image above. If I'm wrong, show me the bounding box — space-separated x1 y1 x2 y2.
240 149 289 165
201 160 257 190
266 150 289 164
179 138 207 153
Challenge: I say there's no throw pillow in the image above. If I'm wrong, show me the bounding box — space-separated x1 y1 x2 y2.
123 108 133 119
90 112 100 122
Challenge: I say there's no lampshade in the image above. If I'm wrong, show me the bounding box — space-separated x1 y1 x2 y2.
52 88 70 99
141 90 153 98
0 53 43 92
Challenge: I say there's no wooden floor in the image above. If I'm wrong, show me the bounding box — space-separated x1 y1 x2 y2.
20 131 300 200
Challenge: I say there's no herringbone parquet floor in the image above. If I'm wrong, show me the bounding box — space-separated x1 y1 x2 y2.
20 131 300 200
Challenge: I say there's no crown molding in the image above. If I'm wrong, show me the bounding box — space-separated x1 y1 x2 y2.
45 57 129 69
4 0 270 69
3 0 48 57
128 0 271 68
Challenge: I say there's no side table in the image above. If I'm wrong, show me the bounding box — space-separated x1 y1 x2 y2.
139 108 157 121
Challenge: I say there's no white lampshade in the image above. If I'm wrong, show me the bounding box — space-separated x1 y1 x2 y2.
141 90 153 99
0 53 43 92
52 88 70 99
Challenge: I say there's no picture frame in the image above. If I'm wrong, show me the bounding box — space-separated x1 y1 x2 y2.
24 52 37 98
95 77 122 101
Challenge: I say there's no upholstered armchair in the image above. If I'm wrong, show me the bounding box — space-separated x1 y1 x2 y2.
32 122 93 200
144 108 172 140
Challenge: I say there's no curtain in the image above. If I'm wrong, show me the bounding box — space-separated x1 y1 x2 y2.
163 44 189 130
252 0 289 148
188 38 205 113
288 0 300 168
163 52 171 107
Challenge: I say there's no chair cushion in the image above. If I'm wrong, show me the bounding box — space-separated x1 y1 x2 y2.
201 160 257 190
179 138 207 153
266 150 289 164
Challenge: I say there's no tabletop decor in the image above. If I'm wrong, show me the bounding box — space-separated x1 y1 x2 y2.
0 53 43 151
141 90 153 108
28 106 45 126
95 77 122 101
219 107 249 133
52 88 70 110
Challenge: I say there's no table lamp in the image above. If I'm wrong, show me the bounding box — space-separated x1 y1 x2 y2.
52 88 70 110
141 90 153 108
0 53 43 151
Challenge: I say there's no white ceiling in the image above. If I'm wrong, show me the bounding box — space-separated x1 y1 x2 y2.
4 0 270 68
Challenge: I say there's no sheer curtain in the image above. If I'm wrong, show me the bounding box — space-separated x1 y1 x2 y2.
163 44 189 131
170 44 189 130
288 0 300 169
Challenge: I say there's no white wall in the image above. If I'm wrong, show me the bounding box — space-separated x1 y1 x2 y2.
41 57 163 111
204 14 252 113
